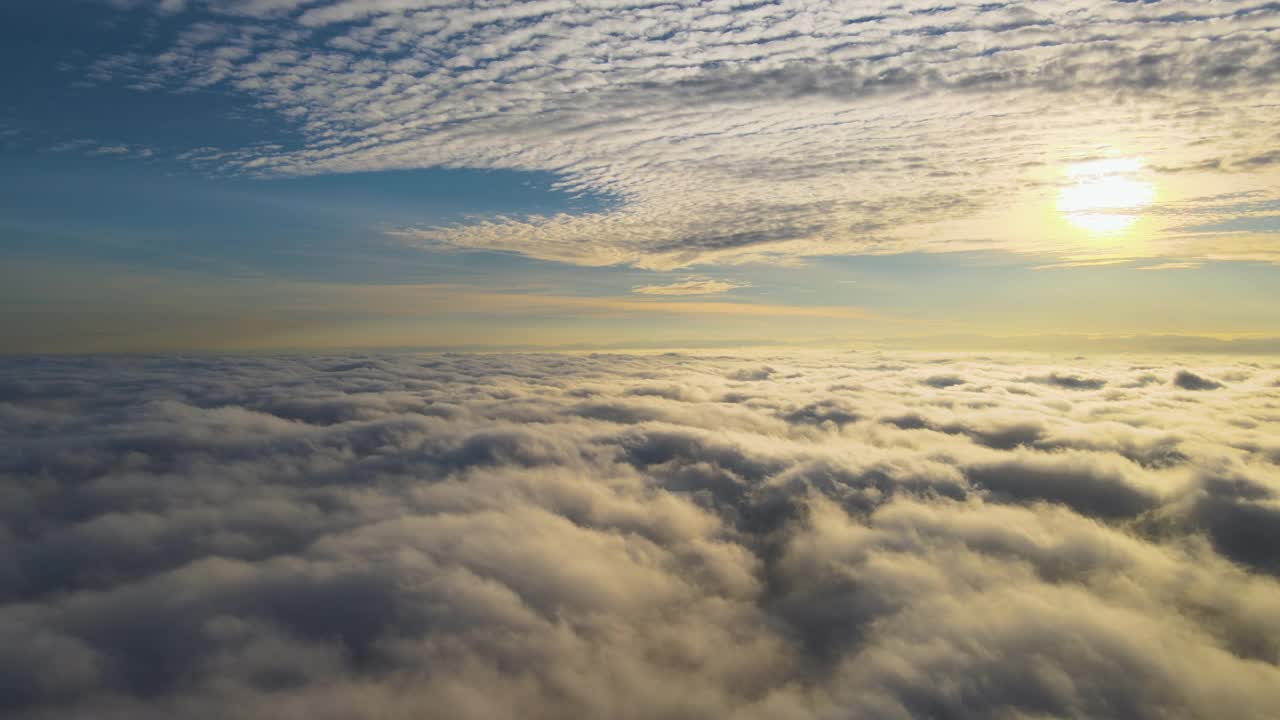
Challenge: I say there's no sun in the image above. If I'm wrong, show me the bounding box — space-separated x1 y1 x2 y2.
1057 158 1155 234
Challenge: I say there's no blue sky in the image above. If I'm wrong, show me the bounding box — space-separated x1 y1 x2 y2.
2 0 1279 351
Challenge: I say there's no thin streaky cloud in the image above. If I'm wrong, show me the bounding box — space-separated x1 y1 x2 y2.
1138 261 1205 271
632 277 751 296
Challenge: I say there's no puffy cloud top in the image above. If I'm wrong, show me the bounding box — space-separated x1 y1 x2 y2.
2 350 1280 718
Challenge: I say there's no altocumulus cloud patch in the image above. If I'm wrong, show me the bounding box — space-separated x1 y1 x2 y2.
2 351 1280 718
74 0 1280 268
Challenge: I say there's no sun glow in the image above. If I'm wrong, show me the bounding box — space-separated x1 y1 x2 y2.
1057 158 1155 234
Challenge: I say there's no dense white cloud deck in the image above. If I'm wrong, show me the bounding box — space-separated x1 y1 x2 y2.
2 351 1280 717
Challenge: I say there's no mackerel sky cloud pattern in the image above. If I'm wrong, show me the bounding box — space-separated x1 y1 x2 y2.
84 0 1280 268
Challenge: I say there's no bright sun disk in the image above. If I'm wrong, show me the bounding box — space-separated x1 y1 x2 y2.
1057 158 1155 234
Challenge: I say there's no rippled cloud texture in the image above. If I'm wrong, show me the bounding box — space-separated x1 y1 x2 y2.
3 351 1280 718
85 0 1280 267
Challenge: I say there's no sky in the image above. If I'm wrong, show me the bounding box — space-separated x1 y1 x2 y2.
2 0 1279 351
5 5 1280 714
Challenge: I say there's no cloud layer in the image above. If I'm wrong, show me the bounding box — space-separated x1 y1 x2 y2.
632 276 750 296
3 350 1280 718
83 0 1280 268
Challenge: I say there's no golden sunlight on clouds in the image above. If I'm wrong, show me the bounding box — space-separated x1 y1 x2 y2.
1057 158 1156 235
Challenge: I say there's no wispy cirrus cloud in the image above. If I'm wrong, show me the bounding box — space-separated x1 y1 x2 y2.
46 138 155 158
632 276 750 296
1139 261 1204 271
